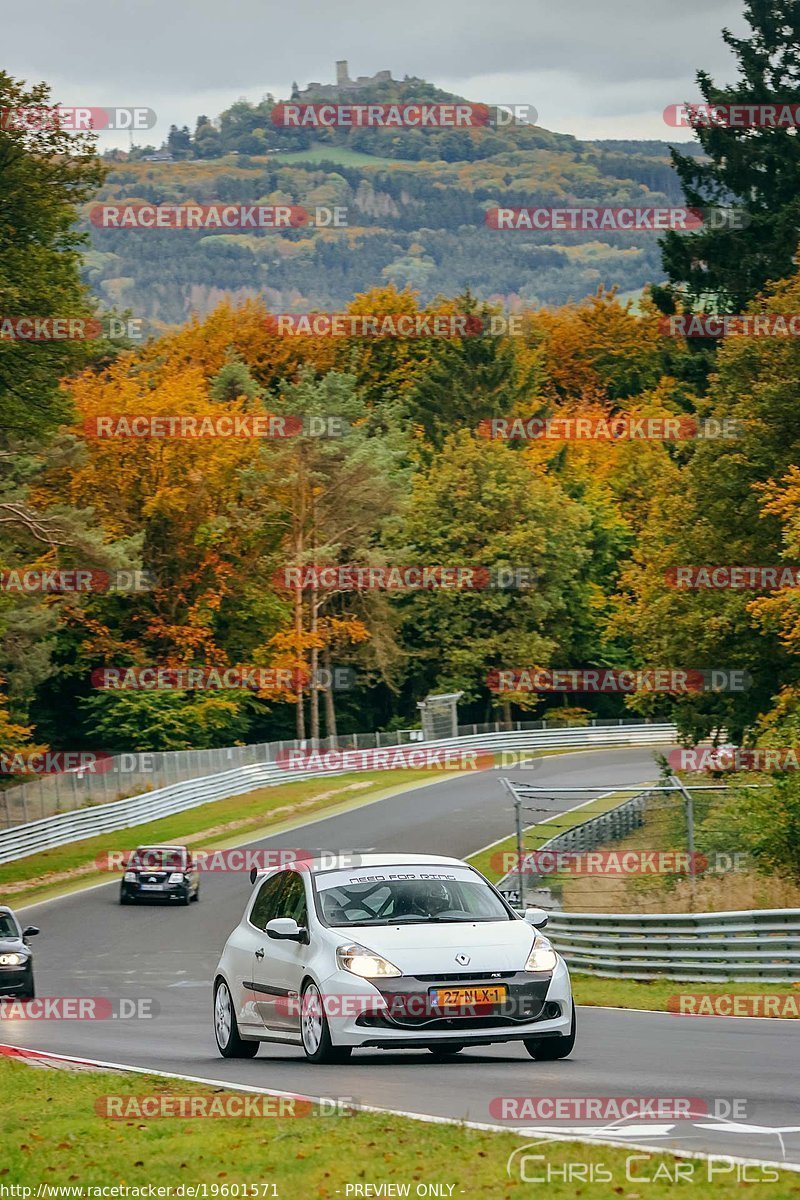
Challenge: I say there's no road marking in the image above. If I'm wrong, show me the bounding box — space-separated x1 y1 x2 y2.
578 1003 800 1023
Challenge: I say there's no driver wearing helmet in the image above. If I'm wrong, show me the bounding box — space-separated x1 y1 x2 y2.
417 880 451 916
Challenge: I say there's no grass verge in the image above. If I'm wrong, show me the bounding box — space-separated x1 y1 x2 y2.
2 1057 795 1195
572 974 800 1015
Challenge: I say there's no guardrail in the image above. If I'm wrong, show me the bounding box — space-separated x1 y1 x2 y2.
493 790 798 982
0 721 676 865
544 909 800 983
0 716 668 829
496 788 652 901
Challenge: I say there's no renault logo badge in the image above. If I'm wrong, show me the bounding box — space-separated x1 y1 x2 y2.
455 953 470 966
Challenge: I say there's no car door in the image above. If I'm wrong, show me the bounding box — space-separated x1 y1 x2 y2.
252 870 311 1037
246 870 292 1030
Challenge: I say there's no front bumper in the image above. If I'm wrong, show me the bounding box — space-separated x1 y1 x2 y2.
0 964 31 994
121 880 189 901
319 957 573 1048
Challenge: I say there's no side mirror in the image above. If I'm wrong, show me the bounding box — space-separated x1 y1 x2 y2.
23 926 40 938
250 866 259 885
523 907 549 929
265 917 305 942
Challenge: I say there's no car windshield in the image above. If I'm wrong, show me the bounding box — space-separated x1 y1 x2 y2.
128 849 185 870
314 866 511 927
0 913 19 938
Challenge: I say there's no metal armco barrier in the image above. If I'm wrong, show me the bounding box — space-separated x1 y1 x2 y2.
0 721 676 864
0 716 667 829
544 908 800 983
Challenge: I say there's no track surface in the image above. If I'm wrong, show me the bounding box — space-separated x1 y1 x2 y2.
7 747 800 1167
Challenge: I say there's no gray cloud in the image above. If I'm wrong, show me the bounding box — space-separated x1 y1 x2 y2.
4 0 748 144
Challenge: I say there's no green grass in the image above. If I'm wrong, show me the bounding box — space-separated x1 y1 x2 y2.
268 142 411 167
468 788 639 884
572 974 800 1015
2 1058 795 1195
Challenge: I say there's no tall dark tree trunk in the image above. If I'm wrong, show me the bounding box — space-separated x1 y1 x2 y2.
323 645 337 742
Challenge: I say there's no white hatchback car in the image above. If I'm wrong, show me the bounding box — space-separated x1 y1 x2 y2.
213 853 575 1063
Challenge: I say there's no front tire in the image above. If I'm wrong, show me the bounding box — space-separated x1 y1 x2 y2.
214 978 258 1059
300 981 352 1064
524 1006 576 1060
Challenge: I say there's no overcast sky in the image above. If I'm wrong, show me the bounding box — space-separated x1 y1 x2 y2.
4 0 747 147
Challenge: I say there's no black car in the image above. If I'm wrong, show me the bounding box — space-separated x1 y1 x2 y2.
0 906 38 999
120 845 200 906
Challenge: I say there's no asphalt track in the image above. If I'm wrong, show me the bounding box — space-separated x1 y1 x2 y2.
6 746 800 1168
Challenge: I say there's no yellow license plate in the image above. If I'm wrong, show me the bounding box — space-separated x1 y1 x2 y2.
433 985 506 1007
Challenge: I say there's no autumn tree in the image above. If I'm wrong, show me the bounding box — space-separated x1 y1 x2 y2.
394 431 594 718
265 368 408 738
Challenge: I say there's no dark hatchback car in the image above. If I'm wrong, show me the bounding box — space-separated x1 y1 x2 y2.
120 845 200 906
0 906 39 998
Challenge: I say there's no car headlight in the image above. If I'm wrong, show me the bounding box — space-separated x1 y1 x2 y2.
124 871 137 882
168 873 185 884
524 937 558 972
336 943 401 978
0 953 24 966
